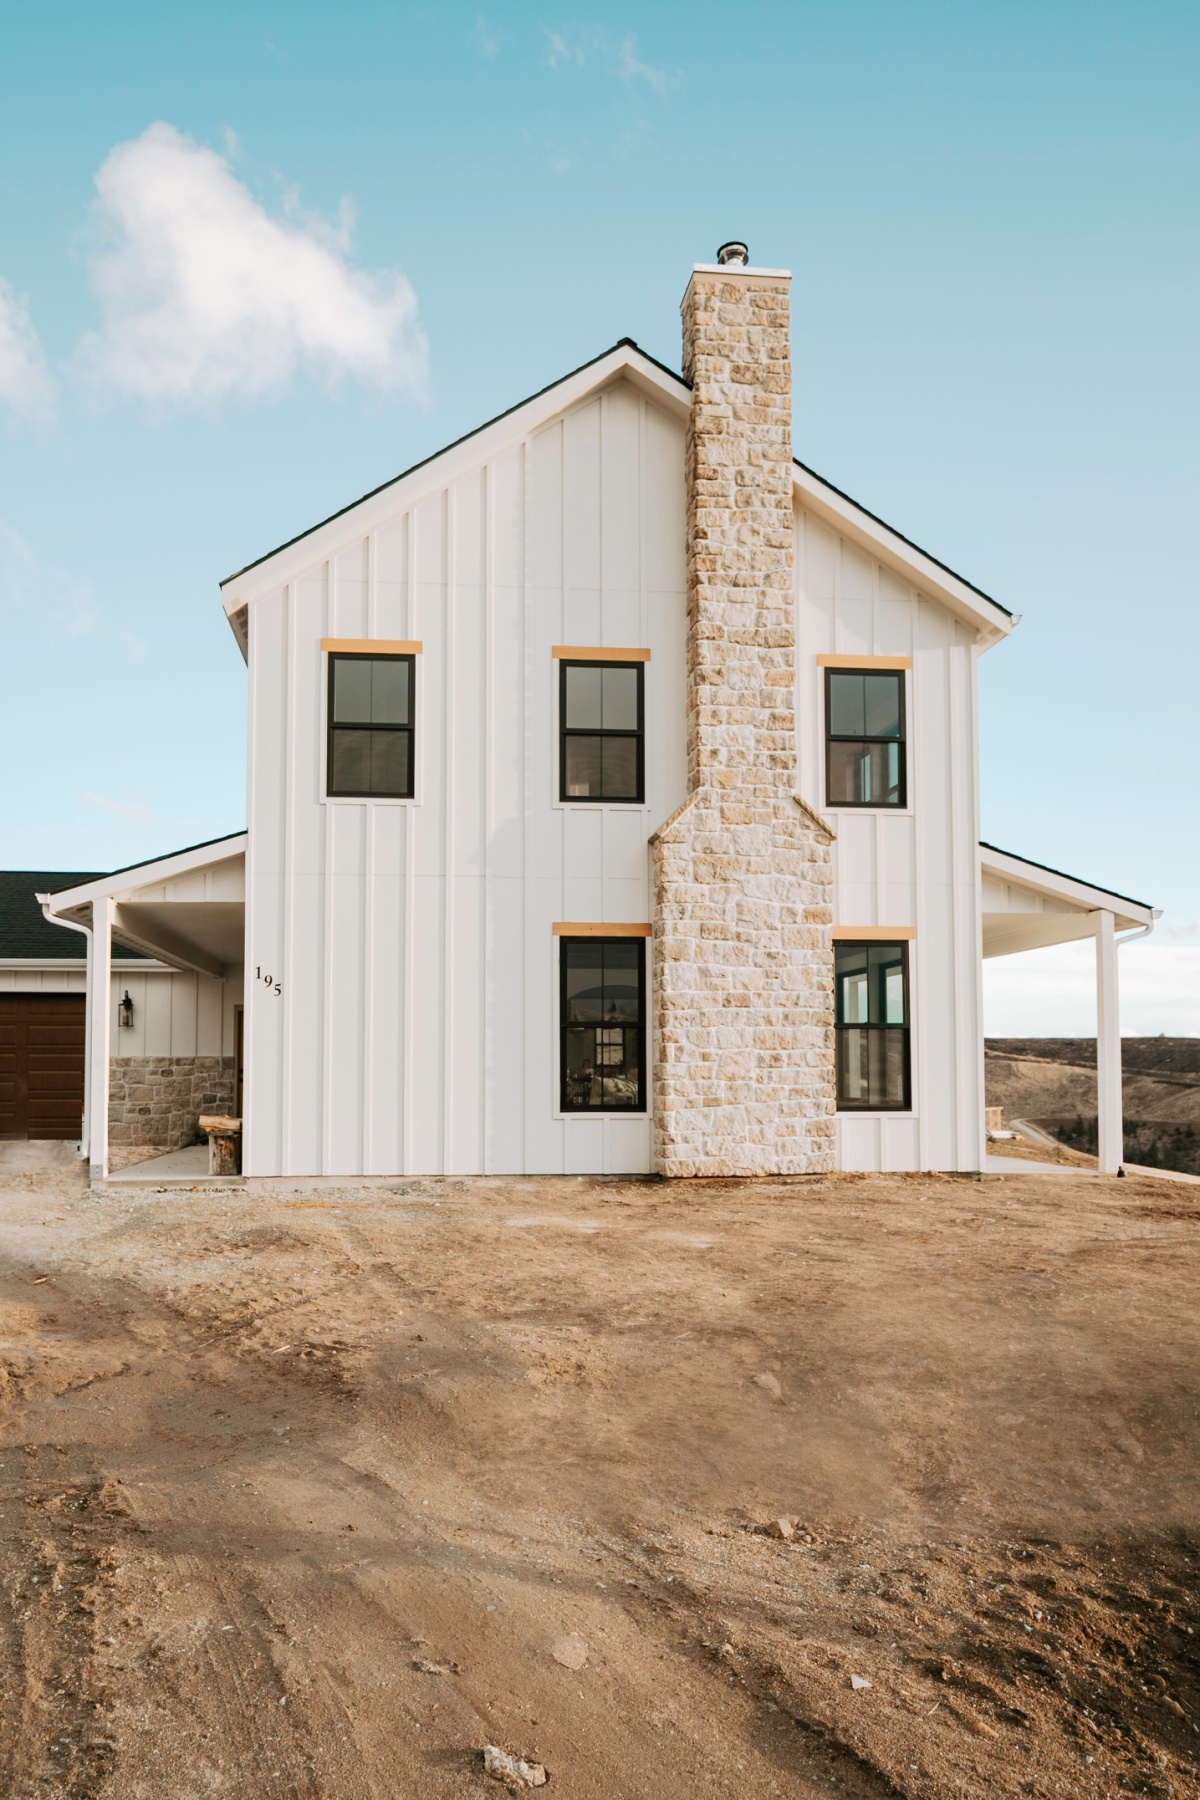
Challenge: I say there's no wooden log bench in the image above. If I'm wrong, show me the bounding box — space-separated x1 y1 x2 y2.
198 1115 242 1177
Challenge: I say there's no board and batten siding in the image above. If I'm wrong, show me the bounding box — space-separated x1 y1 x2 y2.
103 971 238 1058
245 379 687 1176
0 967 236 1058
795 505 985 1173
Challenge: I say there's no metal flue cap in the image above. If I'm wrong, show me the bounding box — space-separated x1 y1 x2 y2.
716 241 749 267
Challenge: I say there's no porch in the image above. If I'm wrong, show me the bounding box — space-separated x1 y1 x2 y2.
980 843 1159 1173
40 833 247 1180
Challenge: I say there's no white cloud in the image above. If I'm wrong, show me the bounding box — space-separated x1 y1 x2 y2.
0 277 56 420
470 15 501 59
543 25 673 93
80 791 155 821
77 123 427 406
0 520 143 657
0 521 99 636
984 936 1200 1037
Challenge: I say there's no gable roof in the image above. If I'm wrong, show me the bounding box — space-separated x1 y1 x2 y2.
219 337 1014 649
43 832 247 912
0 872 147 960
980 842 1156 921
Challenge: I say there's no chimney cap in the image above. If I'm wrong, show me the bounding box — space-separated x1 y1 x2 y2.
716 241 749 267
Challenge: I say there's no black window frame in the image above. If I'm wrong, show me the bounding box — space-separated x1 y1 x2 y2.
558 658 645 805
834 939 912 1112
824 666 908 810
558 935 647 1114
326 651 416 800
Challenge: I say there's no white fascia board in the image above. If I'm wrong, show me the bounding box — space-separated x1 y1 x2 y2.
42 835 248 913
0 957 88 970
791 462 1015 647
221 345 691 614
0 957 174 972
979 844 1156 929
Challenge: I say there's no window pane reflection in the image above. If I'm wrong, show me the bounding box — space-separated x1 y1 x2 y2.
826 669 906 808
834 941 910 1110
561 938 645 1111
561 661 643 803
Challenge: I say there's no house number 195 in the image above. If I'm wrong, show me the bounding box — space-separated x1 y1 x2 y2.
256 966 282 995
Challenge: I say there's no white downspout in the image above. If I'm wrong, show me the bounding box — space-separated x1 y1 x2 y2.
1117 914 1160 948
37 898 93 1161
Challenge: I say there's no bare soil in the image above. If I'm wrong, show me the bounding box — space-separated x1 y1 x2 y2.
2 1163 1200 1800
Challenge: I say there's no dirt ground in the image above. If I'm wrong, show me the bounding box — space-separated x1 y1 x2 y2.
2 1163 1200 1800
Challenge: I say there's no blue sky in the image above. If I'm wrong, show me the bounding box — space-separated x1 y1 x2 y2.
1 0 1197 1033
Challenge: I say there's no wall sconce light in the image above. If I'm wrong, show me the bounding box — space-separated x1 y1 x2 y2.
118 990 134 1029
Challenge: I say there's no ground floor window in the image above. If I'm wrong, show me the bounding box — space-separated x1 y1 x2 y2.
834 941 911 1110
560 937 645 1112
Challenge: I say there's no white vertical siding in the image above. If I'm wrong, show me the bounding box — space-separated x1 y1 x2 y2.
105 970 239 1057
0 966 236 1056
796 506 984 1172
244 379 687 1176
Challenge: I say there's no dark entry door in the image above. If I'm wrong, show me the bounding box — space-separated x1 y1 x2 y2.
0 995 87 1139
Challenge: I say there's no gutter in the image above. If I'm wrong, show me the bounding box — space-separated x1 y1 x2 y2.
37 897 92 1161
1118 911 1161 946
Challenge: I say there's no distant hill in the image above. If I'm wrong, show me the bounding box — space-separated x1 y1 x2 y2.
985 1038 1200 1176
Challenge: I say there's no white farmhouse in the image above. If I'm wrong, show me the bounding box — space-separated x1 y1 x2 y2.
11 248 1155 1180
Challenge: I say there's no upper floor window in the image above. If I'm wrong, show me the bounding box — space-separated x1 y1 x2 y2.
559 661 644 803
825 668 906 807
560 936 645 1112
327 652 415 798
834 940 911 1110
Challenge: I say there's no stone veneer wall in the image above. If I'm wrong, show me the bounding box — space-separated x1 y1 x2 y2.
108 1057 235 1170
651 263 836 1177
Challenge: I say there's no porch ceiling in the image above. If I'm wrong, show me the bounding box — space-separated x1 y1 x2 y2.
111 901 244 977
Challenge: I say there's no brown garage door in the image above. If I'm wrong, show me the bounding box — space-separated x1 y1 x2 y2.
0 995 86 1140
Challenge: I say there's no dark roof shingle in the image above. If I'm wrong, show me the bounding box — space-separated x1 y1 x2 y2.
0 873 146 960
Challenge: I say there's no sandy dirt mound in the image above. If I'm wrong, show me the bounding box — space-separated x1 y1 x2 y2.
2 1165 1199 1798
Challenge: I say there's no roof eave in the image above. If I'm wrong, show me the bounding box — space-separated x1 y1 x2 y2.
792 460 1014 646
42 832 248 912
979 842 1157 925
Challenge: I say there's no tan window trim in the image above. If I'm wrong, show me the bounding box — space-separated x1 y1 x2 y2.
552 645 650 662
817 654 911 670
322 638 422 654
552 922 653 937
833 926 916 941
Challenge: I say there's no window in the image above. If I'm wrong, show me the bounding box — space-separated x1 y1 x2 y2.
825 669 906 807
327 653 415 798
835 941 911 1110
559 661 644 803
560 937 645 1111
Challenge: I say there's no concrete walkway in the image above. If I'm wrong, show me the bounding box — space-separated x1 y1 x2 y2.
985 1153 1087 1176
107 1145 211 1182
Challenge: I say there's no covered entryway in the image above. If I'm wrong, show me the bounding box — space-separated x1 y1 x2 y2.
0 994 86 1139
981 844 1159 1173
41 833 247 1179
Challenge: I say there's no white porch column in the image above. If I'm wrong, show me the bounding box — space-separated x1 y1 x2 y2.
1095 908 1123 1174
89 896 113 1179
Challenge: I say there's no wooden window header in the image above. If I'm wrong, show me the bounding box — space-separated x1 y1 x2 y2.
322 638 422 655
817 654 911 670
553 921 653 937
552 645 650 663
833 926 917 941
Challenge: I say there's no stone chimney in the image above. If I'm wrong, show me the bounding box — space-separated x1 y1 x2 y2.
651 247 835 1177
